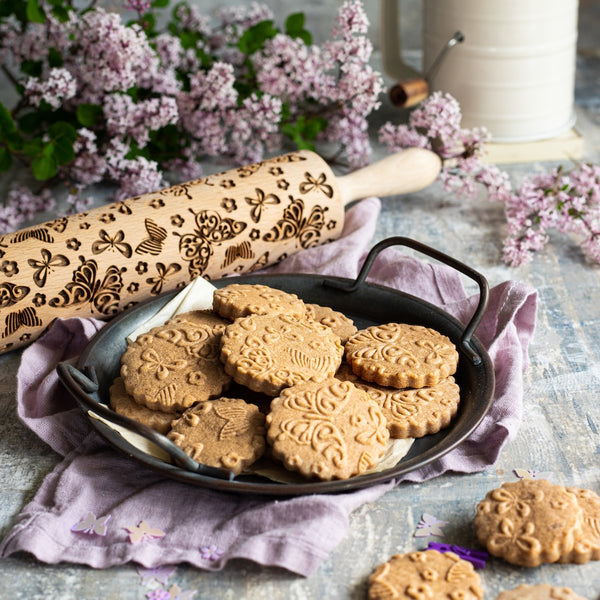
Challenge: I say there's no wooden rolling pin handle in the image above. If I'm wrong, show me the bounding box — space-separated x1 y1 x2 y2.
337 147 441 206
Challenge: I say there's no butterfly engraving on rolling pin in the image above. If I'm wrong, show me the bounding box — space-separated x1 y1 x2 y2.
2 306 42 338
0 282 30 308
49 256 125 315
135 218 168 256
220 241 255 269
91 229 133 259
27 248 70 287
176 209 247 279
262 196 328 249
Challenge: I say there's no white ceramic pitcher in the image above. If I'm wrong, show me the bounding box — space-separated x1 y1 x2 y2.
380 0 579 142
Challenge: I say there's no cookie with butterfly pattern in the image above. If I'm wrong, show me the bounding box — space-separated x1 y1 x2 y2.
495 584 588 600
559 486 600 564
266 377 389 481
474 479 583 567
167 397 266 475
304 303 357 344
344 323 459 389
367 550 484 600
220 313 344 396
335 363 460 438
109 377 177 434
212 283 306 321
121 310 232 412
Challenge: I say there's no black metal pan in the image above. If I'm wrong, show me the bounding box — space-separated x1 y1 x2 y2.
57 237 495 495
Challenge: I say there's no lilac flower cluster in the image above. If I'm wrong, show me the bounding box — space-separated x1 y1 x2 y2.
252 0 383 167
501 163 600 266
379 92 512 202
0 1 382 234
379 91 600 266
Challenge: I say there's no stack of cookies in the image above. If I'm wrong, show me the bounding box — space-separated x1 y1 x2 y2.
110 283 462 481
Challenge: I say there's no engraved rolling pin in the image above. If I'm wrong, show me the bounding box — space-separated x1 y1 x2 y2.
0 148 441 353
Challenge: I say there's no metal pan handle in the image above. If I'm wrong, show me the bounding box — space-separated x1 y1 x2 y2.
56 362 235 481
325 236 489 365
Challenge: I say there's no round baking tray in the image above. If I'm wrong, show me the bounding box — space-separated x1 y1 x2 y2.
57 237 495 496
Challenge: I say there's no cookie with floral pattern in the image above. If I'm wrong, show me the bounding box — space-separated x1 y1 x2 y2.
109 377 177 434
121 310 231 412
213 283 306 321
345 323 458 389
474 479 583 567
304 303 357 344
368 549 484 600
559 486 600 564
266 377 389 480
220 313 344 396
168 397 266 475
335 363 460 438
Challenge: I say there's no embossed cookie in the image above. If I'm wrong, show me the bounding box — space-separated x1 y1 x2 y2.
220 313 344 396
109 377 177 434
368 550 484 600
495 584 588 600
167 397 266 475
345 323 459 389
265 377 389 480
121 310 231 412
559 486 600 564
213 283 306 321
304 303 357 344
474 479 583 567
335 363 460 438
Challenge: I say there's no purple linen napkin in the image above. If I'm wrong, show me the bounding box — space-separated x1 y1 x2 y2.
0 197 537 575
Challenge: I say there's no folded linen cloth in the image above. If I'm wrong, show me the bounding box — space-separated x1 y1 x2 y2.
0 197 537 575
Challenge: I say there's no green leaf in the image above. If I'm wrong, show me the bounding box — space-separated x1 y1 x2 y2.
20 59 43 77
0 102 17 136
76 103 103 127
48 120 77 141
303 115 327 140
51 4 69 22
48 46 63 68
53 136 75 164
152 0 169 7
284 12 312 45
18 111 42 135
0 146 12 172
32 153 57 180
23 138 43 158
237 20 278 55
26 0 45 23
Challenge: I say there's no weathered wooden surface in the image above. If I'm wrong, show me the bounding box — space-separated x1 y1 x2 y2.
1 2 600 598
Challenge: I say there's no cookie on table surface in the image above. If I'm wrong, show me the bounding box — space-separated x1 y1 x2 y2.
335 363 460 439
345 323 458 389
220 313 344 396
474 479 583 567
121 310 231 412
109 377 177 434
266 377 389 481
559 486 600 564
213 283 306 321
304 303 357 344
167 397 266 475
495 584 588 600
368 549 484 600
